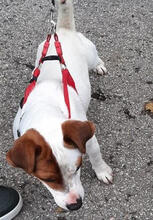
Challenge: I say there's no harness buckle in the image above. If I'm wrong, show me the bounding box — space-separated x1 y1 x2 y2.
60 63 67 70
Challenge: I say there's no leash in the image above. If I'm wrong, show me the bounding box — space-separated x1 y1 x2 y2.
51 0 55 7
49 0 56 34
20 2 77 120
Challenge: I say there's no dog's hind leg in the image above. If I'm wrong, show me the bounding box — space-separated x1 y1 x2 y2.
88 46 107 75
77 33 107 74
93 57 107 75
86 136 113 184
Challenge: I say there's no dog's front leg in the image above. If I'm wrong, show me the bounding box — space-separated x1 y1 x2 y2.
86 136 113 184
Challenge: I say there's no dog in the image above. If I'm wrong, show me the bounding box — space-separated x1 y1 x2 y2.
6 0 113 211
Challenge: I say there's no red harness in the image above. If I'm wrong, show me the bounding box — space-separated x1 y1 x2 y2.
21 34 77 119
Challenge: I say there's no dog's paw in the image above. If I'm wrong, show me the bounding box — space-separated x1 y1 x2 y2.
96 63 107 75
96 165 113 184
94 59 107 75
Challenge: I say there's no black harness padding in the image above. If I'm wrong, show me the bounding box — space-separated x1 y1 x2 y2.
41 55 60 62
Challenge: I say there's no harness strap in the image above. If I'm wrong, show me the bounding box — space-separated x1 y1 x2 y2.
22 68 40 106
54 33 77 118
62 69 77 118
21 35 52 108
41 35 51 59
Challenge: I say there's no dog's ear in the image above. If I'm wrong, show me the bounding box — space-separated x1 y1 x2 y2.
6 129 52 174
62 120 95 154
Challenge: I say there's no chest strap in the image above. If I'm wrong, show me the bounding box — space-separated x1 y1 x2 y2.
41 55 60 62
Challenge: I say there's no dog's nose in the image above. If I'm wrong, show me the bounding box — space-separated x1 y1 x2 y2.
66 197 82 211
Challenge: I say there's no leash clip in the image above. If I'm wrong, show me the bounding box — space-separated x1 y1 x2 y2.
50 19 56 34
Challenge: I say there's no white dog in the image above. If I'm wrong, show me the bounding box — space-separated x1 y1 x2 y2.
6 0 113 211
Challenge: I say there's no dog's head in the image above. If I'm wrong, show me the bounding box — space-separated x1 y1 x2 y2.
6 120 95 210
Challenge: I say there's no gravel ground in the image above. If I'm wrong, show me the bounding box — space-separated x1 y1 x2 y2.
1 0 153 219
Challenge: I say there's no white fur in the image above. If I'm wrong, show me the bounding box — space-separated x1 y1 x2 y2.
13 0 112 210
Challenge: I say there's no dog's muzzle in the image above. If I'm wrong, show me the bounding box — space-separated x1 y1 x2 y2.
66 197 82 211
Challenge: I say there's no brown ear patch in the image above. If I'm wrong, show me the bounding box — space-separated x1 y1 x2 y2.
6 135 40 174
6 129 64 191
62 120 95 154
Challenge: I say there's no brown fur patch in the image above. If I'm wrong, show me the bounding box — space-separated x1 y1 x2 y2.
6 129 64 191
62 120 95 154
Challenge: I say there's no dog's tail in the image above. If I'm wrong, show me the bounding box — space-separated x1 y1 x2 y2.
56 0 75 31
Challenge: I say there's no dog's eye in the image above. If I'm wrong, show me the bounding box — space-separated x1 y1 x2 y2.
41 177 56 183
76 165 81 172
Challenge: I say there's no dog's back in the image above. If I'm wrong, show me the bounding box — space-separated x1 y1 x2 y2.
35 0 96 111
